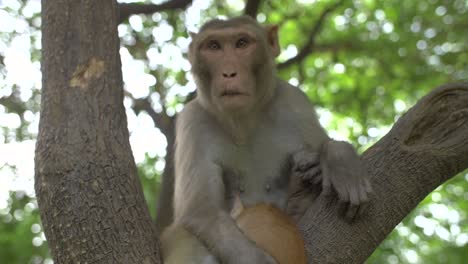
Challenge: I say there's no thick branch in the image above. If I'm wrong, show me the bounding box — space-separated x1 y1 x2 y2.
277 0 345 70
244 0 262 18
299 82 468 263
118 0 193 23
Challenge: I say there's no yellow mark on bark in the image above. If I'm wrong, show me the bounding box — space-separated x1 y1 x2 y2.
70 58 105 89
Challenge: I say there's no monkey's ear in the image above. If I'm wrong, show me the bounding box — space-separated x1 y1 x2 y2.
187 32 197 63
189 31 197 39
265 25 280 57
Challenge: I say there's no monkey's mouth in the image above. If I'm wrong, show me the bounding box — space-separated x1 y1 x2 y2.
220 90 248 97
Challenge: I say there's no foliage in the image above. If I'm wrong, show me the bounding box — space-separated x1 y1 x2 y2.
0 191 50 263
0 0 466 263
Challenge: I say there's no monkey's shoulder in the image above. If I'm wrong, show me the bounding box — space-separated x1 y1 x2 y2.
269 80 318 123
175 99 229 151
176 99 216 131
277 80 315 107
177 98 205 119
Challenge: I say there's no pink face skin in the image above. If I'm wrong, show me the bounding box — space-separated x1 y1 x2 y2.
198 27 260 113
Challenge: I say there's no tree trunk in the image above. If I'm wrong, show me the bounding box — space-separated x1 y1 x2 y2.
299 82 468 263
35 0 161 263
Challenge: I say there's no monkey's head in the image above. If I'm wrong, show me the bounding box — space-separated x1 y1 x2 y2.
189 16 280 115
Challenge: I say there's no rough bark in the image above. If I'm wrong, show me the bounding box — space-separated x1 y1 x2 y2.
299 82 468 263
35 0 161 263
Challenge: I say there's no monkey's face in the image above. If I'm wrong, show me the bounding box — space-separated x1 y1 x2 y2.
190 24 278 114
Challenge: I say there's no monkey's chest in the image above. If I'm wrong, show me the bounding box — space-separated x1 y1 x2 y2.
223 135 301 210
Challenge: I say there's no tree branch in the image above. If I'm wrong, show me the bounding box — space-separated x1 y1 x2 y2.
244 0 262 18
118 0 193 23
125 92 177 233
277 0 346 70
313 41 359 53
299 82 468 263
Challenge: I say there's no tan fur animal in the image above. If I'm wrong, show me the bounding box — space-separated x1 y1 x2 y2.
161 16 371 264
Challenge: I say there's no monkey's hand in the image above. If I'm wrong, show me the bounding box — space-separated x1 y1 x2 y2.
321 140 373 221
292 149 323 186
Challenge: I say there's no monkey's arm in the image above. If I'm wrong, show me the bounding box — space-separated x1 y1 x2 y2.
284 82 372 219
173 156 277 264
173 108 277 264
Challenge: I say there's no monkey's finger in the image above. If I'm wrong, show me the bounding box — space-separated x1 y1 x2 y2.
356 182 372 217
358 182 370 204
357 201 370 217
360 182 372 211
364 179 373 194
310 173 323 185
294 170 317 183
295 160 320 172
300 166 321 181
346 187 362 219
337 200 350 218
334 183 351 203
349 187 361 206
345 203 359 222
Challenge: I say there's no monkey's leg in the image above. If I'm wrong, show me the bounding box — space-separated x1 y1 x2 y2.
161 225 219 264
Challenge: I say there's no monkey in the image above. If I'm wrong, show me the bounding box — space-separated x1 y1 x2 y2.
160 16 372 264
162 197 306 264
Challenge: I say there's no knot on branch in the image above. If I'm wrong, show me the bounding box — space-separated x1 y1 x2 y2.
404 82 468 151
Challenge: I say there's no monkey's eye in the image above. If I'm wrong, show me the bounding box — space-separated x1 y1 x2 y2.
236 37 250 48
207 40 221 50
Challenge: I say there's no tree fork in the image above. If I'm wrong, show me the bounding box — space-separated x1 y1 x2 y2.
299 82 468 263
35 0 161 263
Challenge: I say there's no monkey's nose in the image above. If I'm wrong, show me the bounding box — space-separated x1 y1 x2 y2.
222 72 237 78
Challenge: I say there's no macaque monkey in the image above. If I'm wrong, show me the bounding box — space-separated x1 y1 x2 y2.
161 16 371 264
162 198 306 264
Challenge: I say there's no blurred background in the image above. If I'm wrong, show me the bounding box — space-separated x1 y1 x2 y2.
0 0 467 263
